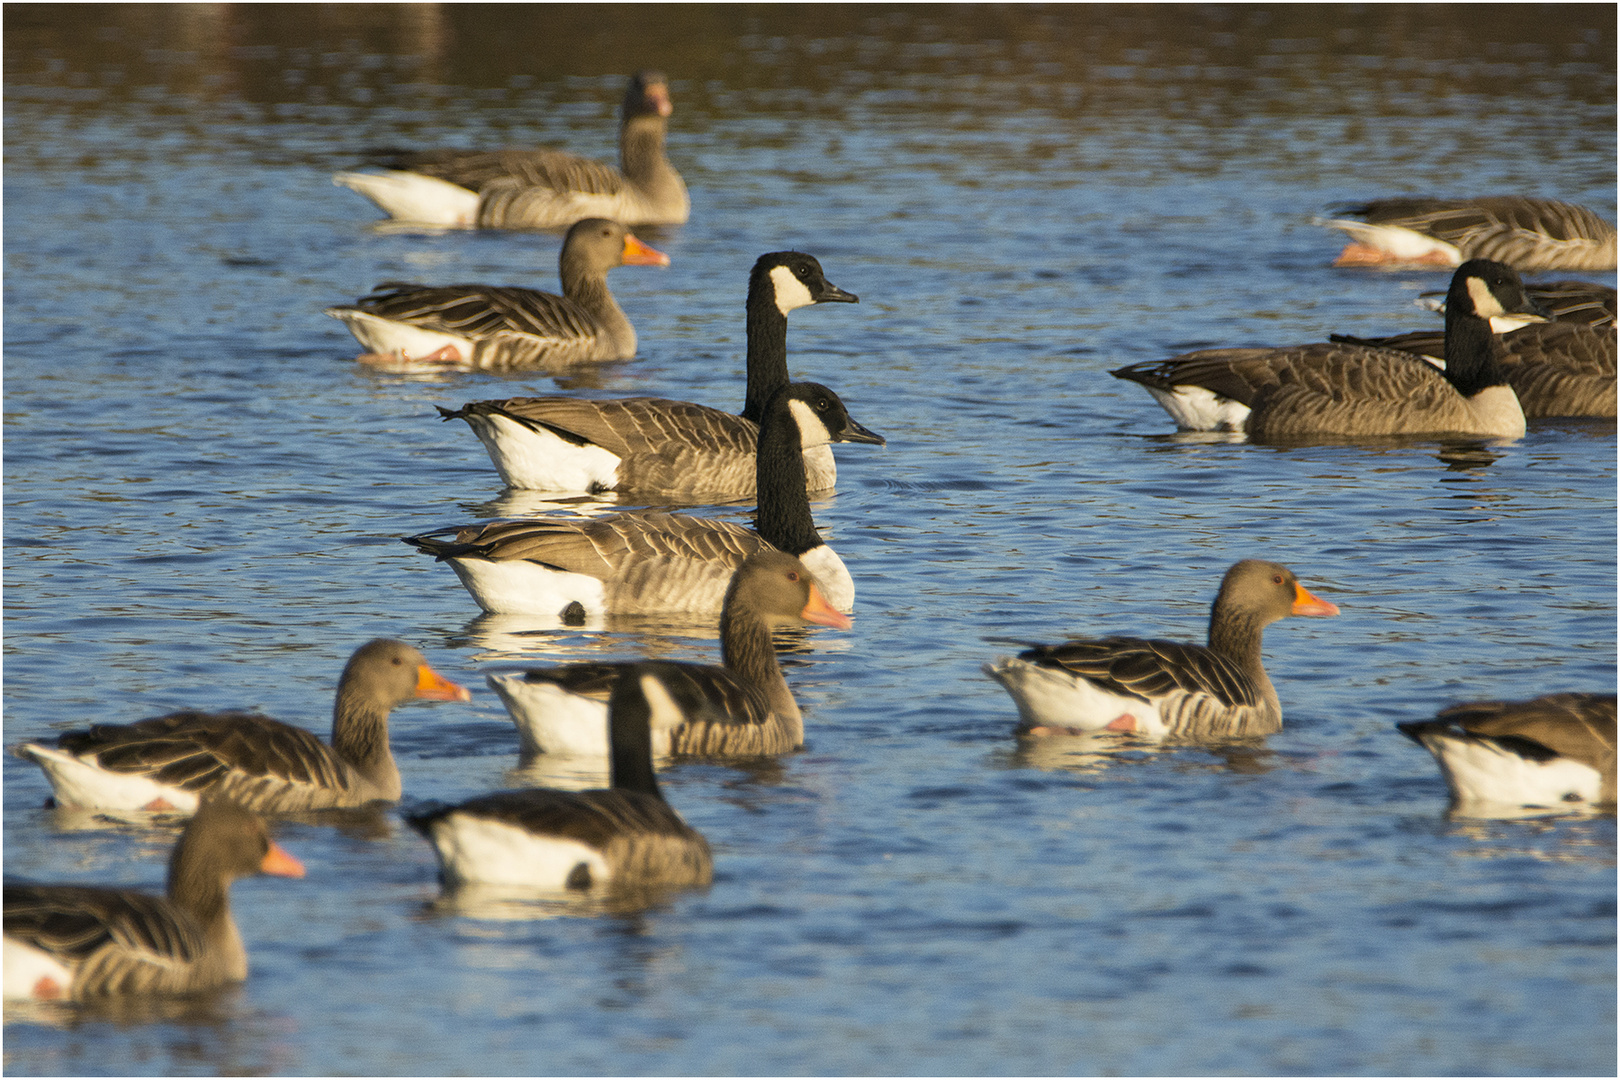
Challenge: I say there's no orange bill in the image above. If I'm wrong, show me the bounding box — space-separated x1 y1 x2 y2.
261 842 306 879
622 233 671 267
1291 582 1340 617
416 664 473 702
800 583 853 630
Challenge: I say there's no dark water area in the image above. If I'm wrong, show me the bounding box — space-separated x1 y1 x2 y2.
4 5 1615 1075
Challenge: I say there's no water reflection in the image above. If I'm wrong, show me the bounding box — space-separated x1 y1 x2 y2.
993 729 1278 778
417 880 707 923
4 984 244 1031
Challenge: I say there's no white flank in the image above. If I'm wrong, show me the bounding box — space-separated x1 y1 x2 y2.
332 170 480 227
983 659 1168 735
326 310 474 366
462 412 622 492
4 938 75 1000
769 265 817 314
1146 385 1252 432
1324 219 1462 264
16 744 202 813
423 813 611 889
443 557 607 617
799 544 855 613
1418 733 1605 809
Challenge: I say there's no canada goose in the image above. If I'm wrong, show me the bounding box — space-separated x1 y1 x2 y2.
983 561 1339 739
14 640 470 814
488 550 851 759
1109 260 1544 438
437 251 866 496
404 382 883 616
4 800 305 1000
1398 693 1616 809
407 665 713 890
334 70 688 229
325 219 668 370
1320 196 1616 272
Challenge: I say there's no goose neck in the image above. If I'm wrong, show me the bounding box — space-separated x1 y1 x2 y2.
619 116 670 183
559 265 635 354
1443 307 1509 396
740 292 791 424
1206 605 1278 712
330 690 400 795
753 403 821 554
720 607 796 720
609 706 662 799
167 840 233 932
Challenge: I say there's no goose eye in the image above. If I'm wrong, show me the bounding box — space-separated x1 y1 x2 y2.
788 571 800 581
1273 574 1284 585
797 266 810 279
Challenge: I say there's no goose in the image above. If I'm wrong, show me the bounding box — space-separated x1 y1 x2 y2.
983 560 1339 739
1398 693 1616 810
1320 196 1616 272
4 799 305 1000
324 218 668 370
436 250 865 496
403 381 883 617
488 550 851 759
1109 260 1545 438
334 70 688 230
406 665 713 891
14 640 471 814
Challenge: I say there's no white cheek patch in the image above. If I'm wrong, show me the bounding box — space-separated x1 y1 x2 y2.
1467 276 1507 319
770 265 817 314
787 398 835 447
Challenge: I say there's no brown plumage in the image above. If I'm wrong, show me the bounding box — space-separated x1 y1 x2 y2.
1323 196 1616 272
4 800 304 1000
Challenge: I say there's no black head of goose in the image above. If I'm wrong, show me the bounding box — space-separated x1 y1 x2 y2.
984 560 1339 740
4 798 305 1000
486 549 852 759
14 639 471 814
434 250 864 496
1109 259 1546 438
325 217 668 371
1320 196 1617 272
1398 693 1617 811
407 665 714 892
333 70 689 229
403 380 883 617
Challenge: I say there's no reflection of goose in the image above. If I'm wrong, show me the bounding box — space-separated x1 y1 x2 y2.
404 382 883 616
14 641 469 814
1110 260 1543 438
437 252 866 496
488 550 850 759
984 561 1338 739
1320 196 1616 272
406 666 712 891
334 71 688 229
325 219 667 370
3 800 304 1000
1398 693 1616 811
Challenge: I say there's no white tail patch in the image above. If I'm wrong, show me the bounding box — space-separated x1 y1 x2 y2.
461 412 622 492
423 813 611 890
16 744 202 813
4 938 74 1000
1418 732 1605 808
332 170 480 227
983 659 1168 736
326 310 472 366
1145 386 1251 432
443 557 606 617
1324 219 1462 264
487 674 611 757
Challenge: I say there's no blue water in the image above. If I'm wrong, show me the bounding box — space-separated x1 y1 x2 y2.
4 6 1615 1075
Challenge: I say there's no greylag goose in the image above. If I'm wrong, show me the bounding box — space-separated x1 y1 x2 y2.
334 71 688 229
437 251 867 496
14 640 470 814
4 799 304 1000
1320 196 1616 271
325 218 668 370
488 550 850 759
407 665 713 890
1398 693 1616 810
403 382 883 616
1109 260 1544 438
983 561 1339 739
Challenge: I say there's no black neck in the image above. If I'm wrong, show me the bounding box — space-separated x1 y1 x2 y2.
754 400 822 554
740 286 792 423
1443 305 1509 397
609 685 663 799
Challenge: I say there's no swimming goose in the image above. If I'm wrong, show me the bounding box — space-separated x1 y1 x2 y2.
404 382 883 616
1398 693 1616 810
334 71 688 229
325 218 668 370
488 550 851 759
1320 196 1617 272
983 560 1339 739
4 799 305 1000
14 640 470 814
437 251 865 496
407 665 713 890
1109 260 1544 438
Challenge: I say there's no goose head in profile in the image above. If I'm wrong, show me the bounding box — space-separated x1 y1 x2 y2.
741 251 860 421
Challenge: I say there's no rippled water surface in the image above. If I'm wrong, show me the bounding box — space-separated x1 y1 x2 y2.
4 6 1616 1076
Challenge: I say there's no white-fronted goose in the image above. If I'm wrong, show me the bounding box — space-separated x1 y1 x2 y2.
488 550 851 759
14 640 470 814
334 71 688 230
1110 260 1544 438
437 251 867 496
3 800 304 1000
403 382 883 616
1320 196 1617 272
984 561 1339 739
325 218 668 370
1398 693 1617 810
407 666 713 890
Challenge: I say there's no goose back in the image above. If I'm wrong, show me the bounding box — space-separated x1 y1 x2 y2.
1324 196 1617 272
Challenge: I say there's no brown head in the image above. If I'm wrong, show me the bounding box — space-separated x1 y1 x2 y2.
723 550 853 632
